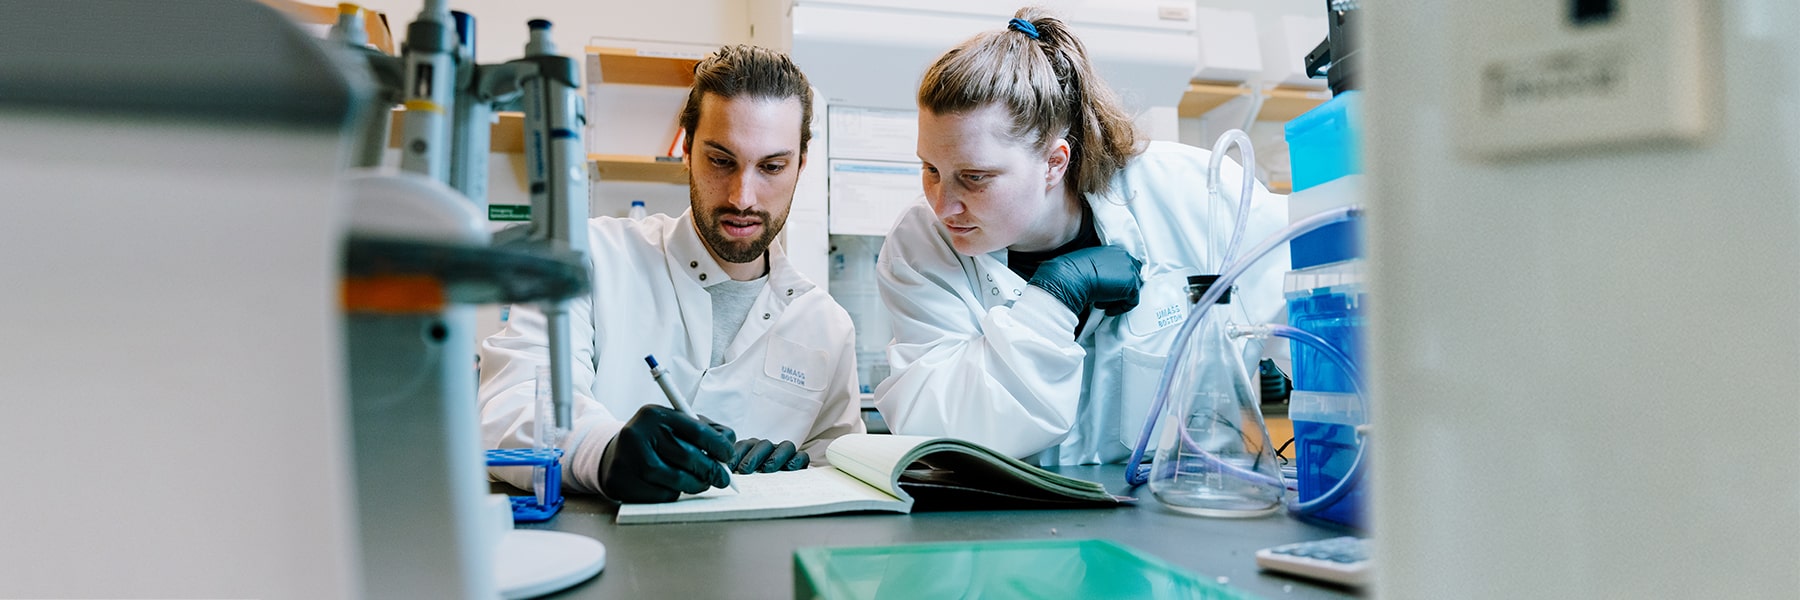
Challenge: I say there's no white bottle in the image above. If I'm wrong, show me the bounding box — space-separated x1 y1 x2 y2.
628 200 647 220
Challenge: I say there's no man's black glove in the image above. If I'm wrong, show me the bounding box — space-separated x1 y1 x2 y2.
730 438 810 474
597 405 736 503
1028 245 1144 316
700 414 737 447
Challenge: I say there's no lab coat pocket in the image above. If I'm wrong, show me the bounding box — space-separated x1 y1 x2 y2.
1124 271 1191 338
1119 345 1170 452
756 334 830 414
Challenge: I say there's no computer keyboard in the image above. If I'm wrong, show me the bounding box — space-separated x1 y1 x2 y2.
1255 536 1369 587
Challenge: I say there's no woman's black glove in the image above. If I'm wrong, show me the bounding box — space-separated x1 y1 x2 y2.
1028 245 1143 316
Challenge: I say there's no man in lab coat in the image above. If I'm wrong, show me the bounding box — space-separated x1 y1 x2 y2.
478 45 862 503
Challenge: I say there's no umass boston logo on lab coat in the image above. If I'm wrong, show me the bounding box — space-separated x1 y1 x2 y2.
1156 303 1184 328
780 365 807 387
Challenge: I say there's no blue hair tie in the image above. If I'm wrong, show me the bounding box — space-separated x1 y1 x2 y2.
1008 18 1040 40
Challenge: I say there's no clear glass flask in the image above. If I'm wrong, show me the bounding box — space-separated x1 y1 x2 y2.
1148 276 1285 517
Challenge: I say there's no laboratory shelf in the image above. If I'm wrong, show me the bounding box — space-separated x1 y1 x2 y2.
1179 82 1248 117
1178 81 1333 123
586 46 703 87
583 44 700 186
259 0 396 54
589 153 687 184
387 110 526 154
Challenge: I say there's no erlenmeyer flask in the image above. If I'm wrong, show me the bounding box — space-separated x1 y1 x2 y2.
1148 276 1285 517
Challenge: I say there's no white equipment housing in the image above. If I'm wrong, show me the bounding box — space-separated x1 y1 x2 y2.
1366 0 1800 596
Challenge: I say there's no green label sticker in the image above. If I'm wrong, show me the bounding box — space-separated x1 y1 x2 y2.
489 205 531 221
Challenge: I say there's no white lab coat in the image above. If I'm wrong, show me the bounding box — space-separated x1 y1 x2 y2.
479 210 864 493
873 141 1287 465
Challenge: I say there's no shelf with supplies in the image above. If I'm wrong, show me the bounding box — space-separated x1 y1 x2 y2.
258 0 396 55
589 154 687 184
387 110 526 154
1178 81 1333 123
583 41 707 186
585 46 704 87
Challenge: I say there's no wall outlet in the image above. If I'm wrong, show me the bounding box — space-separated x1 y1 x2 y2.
1452 0 1720 160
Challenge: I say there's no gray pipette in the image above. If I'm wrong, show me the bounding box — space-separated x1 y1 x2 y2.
644 355 738 492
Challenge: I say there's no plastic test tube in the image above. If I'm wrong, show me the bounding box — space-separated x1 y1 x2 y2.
531 365 563 506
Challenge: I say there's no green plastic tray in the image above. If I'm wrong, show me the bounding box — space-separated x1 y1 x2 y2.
793 538 1256 600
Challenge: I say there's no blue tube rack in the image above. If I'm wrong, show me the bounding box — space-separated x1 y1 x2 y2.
485 448 565 522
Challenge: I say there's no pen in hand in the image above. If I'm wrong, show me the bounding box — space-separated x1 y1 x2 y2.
643 355 738 492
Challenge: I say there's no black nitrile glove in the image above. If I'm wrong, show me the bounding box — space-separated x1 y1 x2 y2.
1028 245 1144 317
1259 358 1291 405
598 405 736 503
730 438 810 474
700 414 737 447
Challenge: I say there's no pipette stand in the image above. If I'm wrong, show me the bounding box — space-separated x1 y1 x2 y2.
486 448 566 522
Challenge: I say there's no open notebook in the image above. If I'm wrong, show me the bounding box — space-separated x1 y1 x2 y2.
616 434 1125 524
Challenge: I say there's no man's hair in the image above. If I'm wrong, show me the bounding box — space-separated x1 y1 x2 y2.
678 45 814 156
918 7 1142 197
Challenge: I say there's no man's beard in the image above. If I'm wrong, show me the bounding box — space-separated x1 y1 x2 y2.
691 184 788 264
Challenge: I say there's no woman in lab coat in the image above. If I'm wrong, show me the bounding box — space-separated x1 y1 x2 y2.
873 8 1287 465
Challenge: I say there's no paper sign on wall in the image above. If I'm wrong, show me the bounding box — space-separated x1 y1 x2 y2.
828 107 919 163
828 160 924 236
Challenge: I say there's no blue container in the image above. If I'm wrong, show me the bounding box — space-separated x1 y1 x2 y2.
1283 93 1368 529
1285 274 1366 529
1285 92 1361 191
1291 413 1365 529
1286 286 1362 394
1284 92 1363 270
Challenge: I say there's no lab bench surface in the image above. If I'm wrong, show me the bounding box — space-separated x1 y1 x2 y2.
512 464 1362 599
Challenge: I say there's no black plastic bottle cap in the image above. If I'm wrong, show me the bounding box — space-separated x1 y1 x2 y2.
1186 274 1232 304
